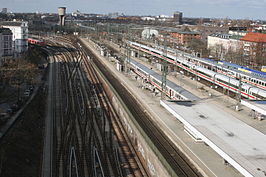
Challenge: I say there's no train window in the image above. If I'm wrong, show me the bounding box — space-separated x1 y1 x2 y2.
252 92 265 100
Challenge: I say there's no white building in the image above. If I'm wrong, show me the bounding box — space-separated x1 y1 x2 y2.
141 17 156 21
0 28 13 65
207 33 243 57
228 30 247 36
1 21 28 57
141 28 159 39
255 24 266 31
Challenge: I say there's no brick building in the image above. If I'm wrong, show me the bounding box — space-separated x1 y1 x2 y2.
170 31 200 46
240 32 266 66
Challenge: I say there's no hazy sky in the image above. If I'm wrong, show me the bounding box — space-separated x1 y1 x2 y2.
1 0 266 20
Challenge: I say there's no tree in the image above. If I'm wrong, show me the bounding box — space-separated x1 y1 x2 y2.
187 38 209 57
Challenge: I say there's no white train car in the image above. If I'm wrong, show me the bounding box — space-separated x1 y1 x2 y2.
129 41 266 100
130 60 199 101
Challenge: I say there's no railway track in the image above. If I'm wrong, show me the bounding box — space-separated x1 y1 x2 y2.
79 38 203 177
78 44 148 177
43 35 146 177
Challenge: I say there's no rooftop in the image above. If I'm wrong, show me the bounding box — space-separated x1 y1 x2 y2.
0 21 28 27
241 32 266 43
0 28 12 34
210 33 242 40
161 100 266 177
169 31 200 35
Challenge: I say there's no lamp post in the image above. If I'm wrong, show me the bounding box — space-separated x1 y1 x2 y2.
161 35 168 100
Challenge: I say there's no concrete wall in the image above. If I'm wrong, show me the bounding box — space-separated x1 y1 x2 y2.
104 82 171 177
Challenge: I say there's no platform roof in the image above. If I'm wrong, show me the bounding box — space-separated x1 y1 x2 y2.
241 99 266 116
130 59 200 101
161 100 266 177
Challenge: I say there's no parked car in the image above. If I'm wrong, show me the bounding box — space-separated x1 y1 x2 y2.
24 89 31 97
11 104 19 112
7 108 13 114
0 113 9 125
29 86 34 92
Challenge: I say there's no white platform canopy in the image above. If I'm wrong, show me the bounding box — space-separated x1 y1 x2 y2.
161 100 266 177
241 99 266 118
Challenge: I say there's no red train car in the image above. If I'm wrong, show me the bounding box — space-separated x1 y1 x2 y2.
28 38 45 46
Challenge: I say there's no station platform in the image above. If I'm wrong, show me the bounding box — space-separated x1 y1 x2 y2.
81 38 252 177
131 58 266 177
161 100 266 177
241 99 266 120
130 59 200 101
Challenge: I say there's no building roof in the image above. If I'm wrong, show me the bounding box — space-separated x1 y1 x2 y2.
210 33 231 39
170 31 200 35
0 21 26 27
178 31 200 35
0 28 12 35
210 33 242 40
240 32 266 43
161 100 266 177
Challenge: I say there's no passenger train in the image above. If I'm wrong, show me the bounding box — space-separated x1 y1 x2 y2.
154 44 266 90
130 60 199 101
28 38 45 46
129 41 266 100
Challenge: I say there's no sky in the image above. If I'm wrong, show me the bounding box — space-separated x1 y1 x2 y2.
1 0 266 20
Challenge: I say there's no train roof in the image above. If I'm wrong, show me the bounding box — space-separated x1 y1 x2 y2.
202 58 215 62
134 42 266 82
246 67 266 76
28 38 44 42
218 60 242 69
218 61 266 77
130 59 200 101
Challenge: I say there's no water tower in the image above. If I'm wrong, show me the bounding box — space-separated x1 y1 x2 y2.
58 7 66 26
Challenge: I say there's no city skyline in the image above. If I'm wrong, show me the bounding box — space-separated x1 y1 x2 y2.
1 0 266 20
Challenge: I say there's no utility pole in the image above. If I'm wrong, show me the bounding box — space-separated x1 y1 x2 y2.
124 25 131 73
236 76 242 111
127 25 131 72
161 35 168 100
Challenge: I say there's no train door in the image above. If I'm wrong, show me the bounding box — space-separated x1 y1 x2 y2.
236 73 239 80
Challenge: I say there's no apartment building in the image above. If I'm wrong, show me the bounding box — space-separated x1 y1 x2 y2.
1 21 28 57
0 28 13 65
